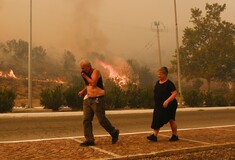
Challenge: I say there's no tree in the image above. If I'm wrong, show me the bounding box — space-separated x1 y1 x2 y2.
32 46 46 62
63 50 78 83
31 46 48 76
126 59 155 88
138 66 154 88
179 3 235 91
63 50 76 71
0 39 28 75
4 39 28 59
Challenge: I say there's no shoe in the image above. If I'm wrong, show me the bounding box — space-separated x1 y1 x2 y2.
80 141 95 146
169 134 179 142
147 134 157 142
111 129 119 144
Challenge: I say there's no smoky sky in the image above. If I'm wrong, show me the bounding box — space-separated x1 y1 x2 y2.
0 0 235 68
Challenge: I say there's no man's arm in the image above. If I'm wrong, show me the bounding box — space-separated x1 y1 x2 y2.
81 69 100 87
78 87 87 97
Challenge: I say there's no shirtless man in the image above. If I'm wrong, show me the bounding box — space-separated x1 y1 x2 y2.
78 60 119 146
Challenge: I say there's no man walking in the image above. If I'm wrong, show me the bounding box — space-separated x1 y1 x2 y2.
78 60 119 146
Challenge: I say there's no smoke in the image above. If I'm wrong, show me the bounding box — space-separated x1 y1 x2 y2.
0 0 154 79
73 0 109 56
71 0 136 79
0 1 4 10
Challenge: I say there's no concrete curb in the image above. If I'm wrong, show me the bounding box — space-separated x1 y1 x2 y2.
0 106 234 118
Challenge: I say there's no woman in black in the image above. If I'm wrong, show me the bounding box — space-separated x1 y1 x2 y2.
147 67 179 142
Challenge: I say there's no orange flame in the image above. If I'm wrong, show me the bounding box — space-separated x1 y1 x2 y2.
34 79 65 84
0 69 65 84
0 69 17 79
9 70 17 78
98 61 130 87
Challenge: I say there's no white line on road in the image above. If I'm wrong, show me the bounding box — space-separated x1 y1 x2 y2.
0 124 234 144
71 138 121 158
159 134 213 145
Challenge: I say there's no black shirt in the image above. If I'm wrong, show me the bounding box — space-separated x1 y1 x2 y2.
82 70 104 89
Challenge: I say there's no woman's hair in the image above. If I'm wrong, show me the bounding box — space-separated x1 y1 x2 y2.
158 66 168 75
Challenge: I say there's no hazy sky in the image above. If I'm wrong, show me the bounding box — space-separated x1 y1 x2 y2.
1 0 235 67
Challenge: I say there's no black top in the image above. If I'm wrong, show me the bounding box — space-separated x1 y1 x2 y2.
154 80 177 107
81 70 104 89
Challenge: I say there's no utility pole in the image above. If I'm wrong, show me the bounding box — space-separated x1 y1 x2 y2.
154 21 162 68
152 21 163 68
28 0 32 108
174 0 183 107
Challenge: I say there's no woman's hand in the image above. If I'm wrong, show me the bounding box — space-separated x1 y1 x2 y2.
163 100 169 108
163 90 177 108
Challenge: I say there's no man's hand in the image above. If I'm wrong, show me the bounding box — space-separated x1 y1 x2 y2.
78 91 83 97
81 72 86 78
78 88 86 97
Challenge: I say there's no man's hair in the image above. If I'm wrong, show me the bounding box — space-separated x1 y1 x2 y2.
80 59 91 67
158 66 168 75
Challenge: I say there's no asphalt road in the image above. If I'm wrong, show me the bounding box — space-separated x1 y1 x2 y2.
0 108 235 142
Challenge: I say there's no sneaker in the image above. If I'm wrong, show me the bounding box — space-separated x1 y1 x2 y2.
169 134 179 142
80 141 95 146
111 129 119 144
147 134 157 142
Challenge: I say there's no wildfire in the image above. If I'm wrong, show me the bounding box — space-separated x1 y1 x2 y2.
0 69 65 84
0 69 17 79
34 79 65 84
98 61 130 87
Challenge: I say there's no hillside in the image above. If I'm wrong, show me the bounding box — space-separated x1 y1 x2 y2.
0 77 65 107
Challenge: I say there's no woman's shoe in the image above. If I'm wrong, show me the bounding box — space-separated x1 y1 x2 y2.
169 134 179 142
147 134 158 142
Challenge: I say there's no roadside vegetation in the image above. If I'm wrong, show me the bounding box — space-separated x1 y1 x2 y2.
0 87 16 113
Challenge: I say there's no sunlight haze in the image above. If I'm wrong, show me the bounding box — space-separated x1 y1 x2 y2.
1 0 235 67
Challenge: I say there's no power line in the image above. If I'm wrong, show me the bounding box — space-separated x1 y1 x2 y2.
151 21 166 68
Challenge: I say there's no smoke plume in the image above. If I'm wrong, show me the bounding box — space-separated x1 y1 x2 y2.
73 0 109 57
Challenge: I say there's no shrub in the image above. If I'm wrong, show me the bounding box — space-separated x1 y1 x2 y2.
64 86 83 110
192 79 203 90
228 91 235 106
40 85 64 111
125 84 154 108
183 90 204 107
204 91 214 106
0 87 17 113
104 79 126 109
139 86 154 108
213 94 229 106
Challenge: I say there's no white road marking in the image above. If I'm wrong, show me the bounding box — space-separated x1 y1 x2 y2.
0 124 234 144
71 138 120 158
159 134 213 145
0 136 83 144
